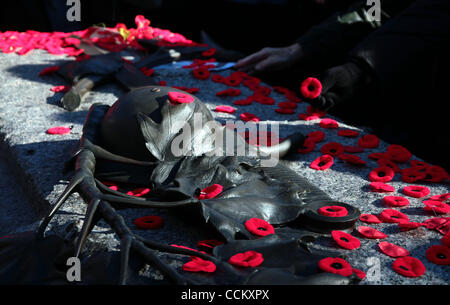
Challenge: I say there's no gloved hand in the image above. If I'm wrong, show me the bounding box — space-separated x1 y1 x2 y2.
303 62 370 111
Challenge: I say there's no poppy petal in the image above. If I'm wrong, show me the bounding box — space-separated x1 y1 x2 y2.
379 209 410 223
358 226 387 239
370 182 395 193
331 231 360 250
392 256 425 278
378 241 410 257
359 214 382 224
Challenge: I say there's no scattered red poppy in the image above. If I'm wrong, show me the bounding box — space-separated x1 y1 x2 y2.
253 86 272 96
192 67 210 80
243 77 261 90
318 257 352 277
423 166 448 183
357 226 387 239
211 74 225 83
386 144 412 163
300 77 322 99
423 200 450 214
197 239 224 250
318 206 348 217
398 222 423 232
426 245 450 265
402 185 430 198
39 65 59 76
436 222 450 235
338 154 366 166
338 129 360 138
50 85 70 93
352 268 366 280
377 159 401 173
46 126 71 135
168 91 194 104
343 146 365 153
182 257 216 273
252 95 275 105
275 108 295 114
233 98 253 106
410 160 430 169
297 139 316 154
359 214 382 224
382 196 410 208
378 241 410 258
370 182 395 193
392 256 425 278
298 113 321 121
368 152 390 161
216 88 241 97
306 105 327 118
320 142 344 157
380 209 410 223
422 217 450 230
229 251 264 268
245 218 275 237
307 131 325 143
240 112 260 122
223 75 242 87
310 154 334 171
430 193 450 202
197 184 223 200
401 168 426 183
126 187 151 197
331 231 360 250
215 105 236 114
369 166 395 182
358 134 380 148
319 118 339 129
133 215 163 229
442 232 450 247
278 101 297 109
202 48 216 57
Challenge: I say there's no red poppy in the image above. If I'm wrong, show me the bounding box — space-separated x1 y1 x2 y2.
423 200 450 214
331 231 360 250
182 257 216 273
358 134 380 148
306 105 327 117
233 98 253 106
140 67 154 77
253 86 272 96
426 245 450 265
430 193 450 202
359 214 382 224
158 80 167 86
253 95 275 105
380 209 410 223
377 159 401 173
442 232 450 247
217 88 241 97
398 222 423 232
310 155 334 171
202 48 216 57
402 185 430 198
307 131 325 143
225 75 243 87
343 146 365 153
215 105 236 114
133 215 163 229
319 118 339 129
278 101 297 109
211 74 225 83
423 166 448 183
298 113 321 121
382 196 410 208
229 251 264 268
197 184 223 200
369 166 395 183
320 142 344 157
192 67 210 80
243 77 261 90
410 160 430 169
50 85 70 93
338 129 360 138
436 222 450 235
392 256 425 278
422 217 450 230
240 112 260 122
338 154 366 166
39 65 59 76
168 91 194 104
46 126 71 135
368 152 390 161
401 168 426 183
245 218 275 237
386 144 412 163
297 139 316 154
300 77 322 99
370 182 395 193
357 226 387 239
352 268 366 280
318 257 352 277
275 108 295 114
126 187 151 197
318 206 348 217
197 239 224 250
378 241 410 258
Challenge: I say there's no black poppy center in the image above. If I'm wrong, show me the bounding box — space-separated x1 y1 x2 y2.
425 174 432 180
308 85 315 91
331 263 343 269
318 162 326 166
340 237 349 242
258 227 267 231
437 253 446 259
391 216 399 219
145 220 154 224
330 149 336 153
378 171 386 177
399 265 409 271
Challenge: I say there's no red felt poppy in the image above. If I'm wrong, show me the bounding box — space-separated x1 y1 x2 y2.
402 185 430 198
319 118 339 129
215 105 236 114
398 222 423 232
410 160 430 169
386 144 412 163
338 129 360 138
197 239 224 250
430 193 450 202
46 126 71 135
202 48 216 57
343 146 365 153
216 88 241 97
233 98 253 106
369 166 395 183
50 85 70 93
436 222 450 235
337 154 366 166
253 95 275 105
275 108 295 114
359 214 382 224
392 256 425 278
133 215 163 229
253 86 272 96
422 217 450 230
126 187 151 197
442 232 450 247
211 74 225 83
378 241 410 258
278 101 297 109
182 257 216 273
331 231 360 250
300 77 322 99
307 131 325 143
240 112 260 122
358 226 387 239
370 182 395 193
310 154 334 171
243 77 261 90
197 184 223 200
192 67 210 80
298 113 321 121
423 166 448 183
377 159 401 173
320 142 344 157
423 200 450 214
382 196 410 208
318 206 348 217
140 67 154 77
229 251 264 268
401 168 426 183
306 105 327 117
368 152 390 161
380 209 410 223
168 91 194 104
39 65 59 76
426 245 450 265
318 257 352 277
245 218 275 237
352 268 366 280
358 134 380 148
297 139 316 154
224 76 243 88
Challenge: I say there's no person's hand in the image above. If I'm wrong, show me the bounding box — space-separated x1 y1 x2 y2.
234 43 303 74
